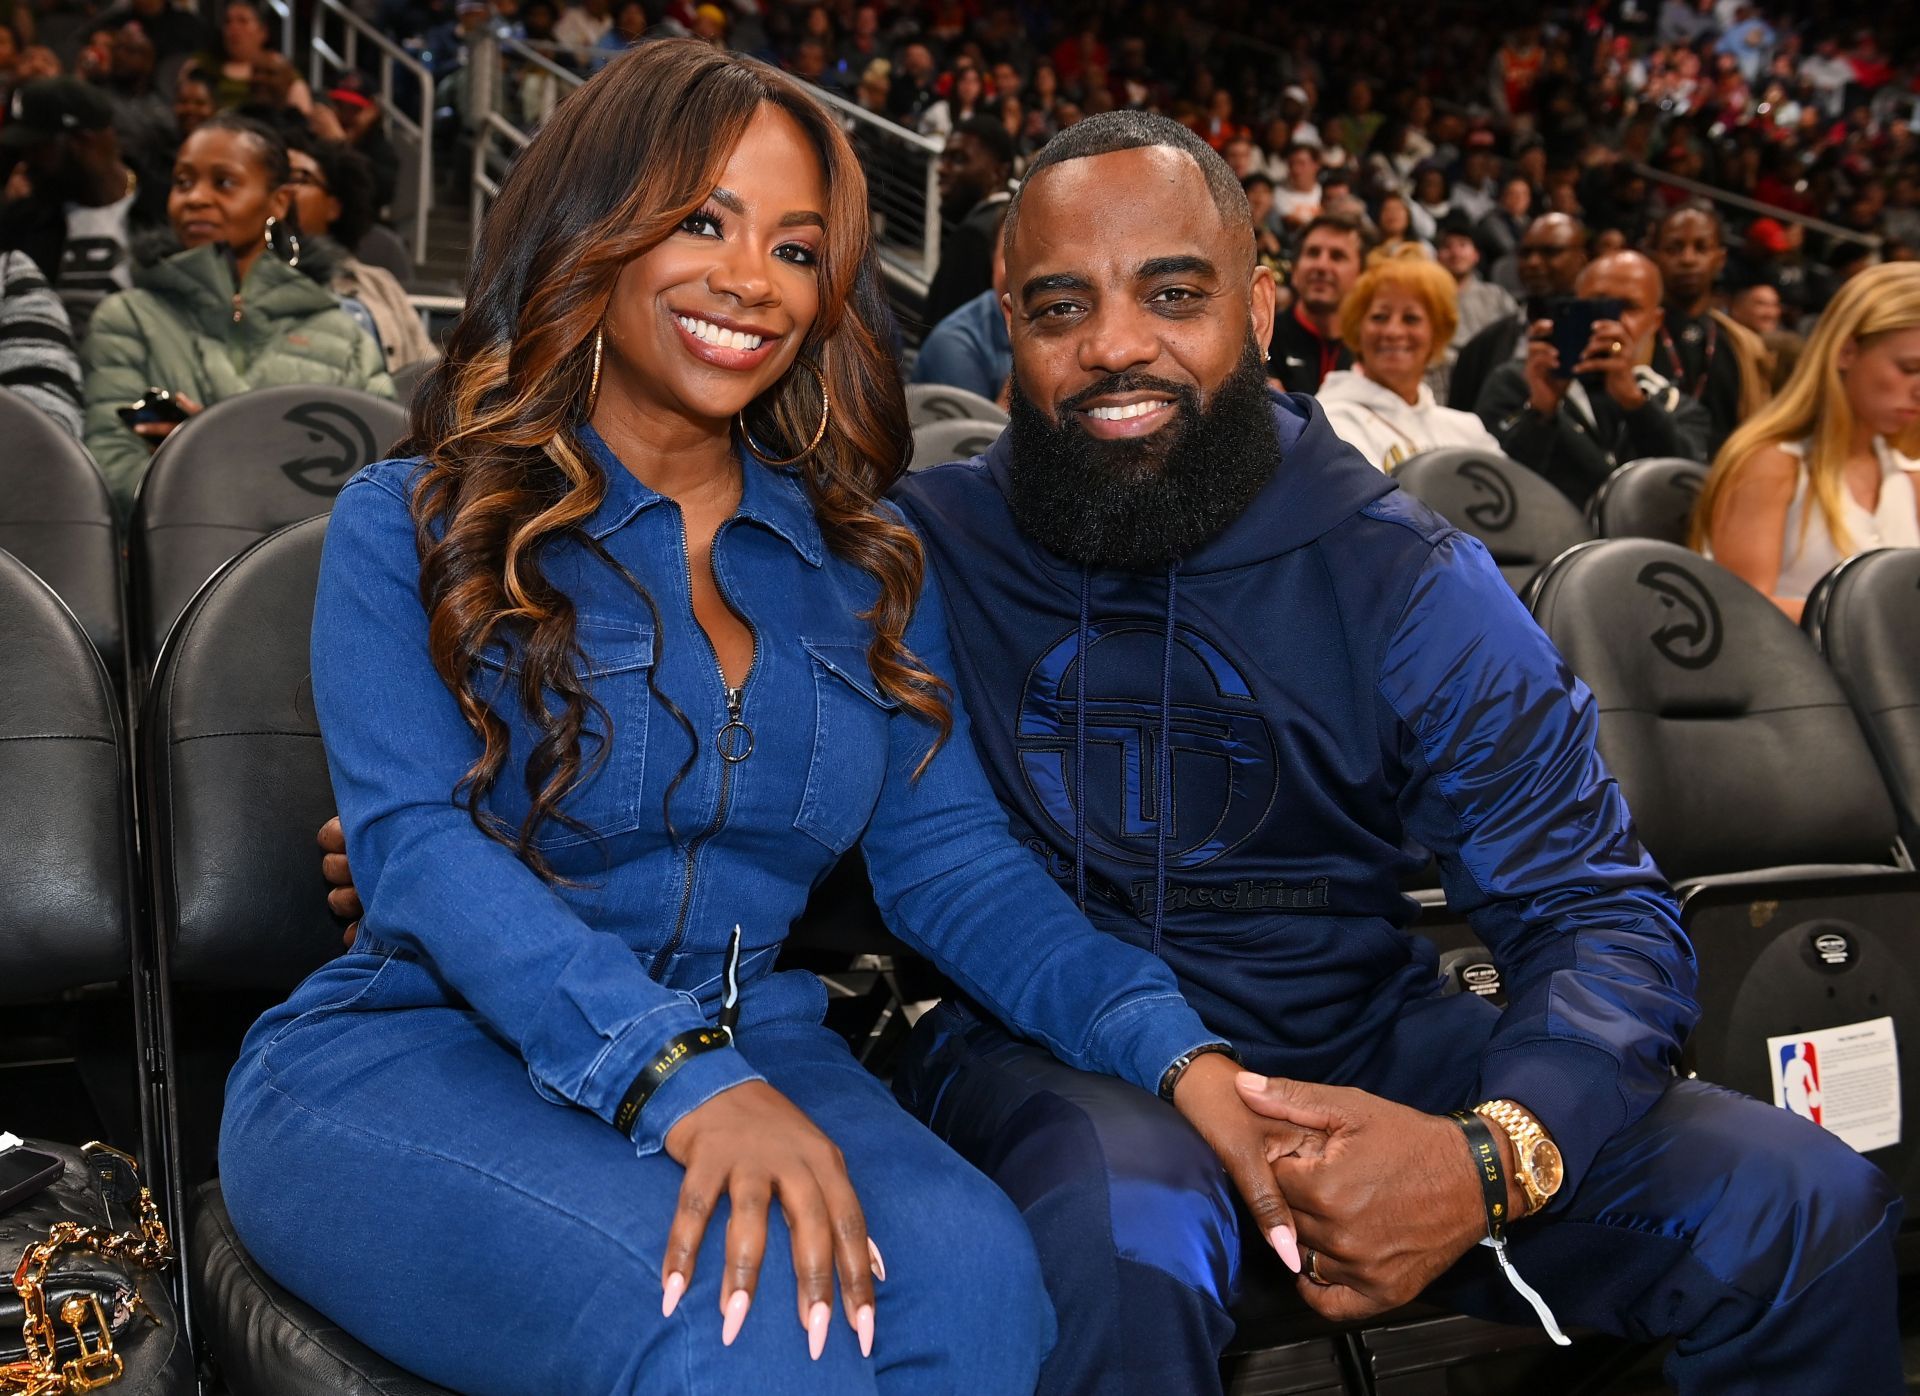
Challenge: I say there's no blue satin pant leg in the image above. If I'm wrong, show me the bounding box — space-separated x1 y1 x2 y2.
895 998 1242 1396
897 990 1903 1396
220 958 1054 1396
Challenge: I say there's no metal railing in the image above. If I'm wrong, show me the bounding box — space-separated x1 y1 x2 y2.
460 36 945 296
1629 162 1883 250
306 0 436 263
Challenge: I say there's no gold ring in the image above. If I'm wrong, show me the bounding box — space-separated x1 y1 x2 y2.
1610 339 1624 356
1303 1247 1329 1286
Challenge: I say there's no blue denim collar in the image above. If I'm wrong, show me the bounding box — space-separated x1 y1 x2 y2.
576 423 824 567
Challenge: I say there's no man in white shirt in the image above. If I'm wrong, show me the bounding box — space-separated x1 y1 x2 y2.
1271 142 1324 230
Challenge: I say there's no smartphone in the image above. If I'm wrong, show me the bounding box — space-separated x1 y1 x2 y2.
117 387 190 432
0 1143 64 1214
1543 296 1627 380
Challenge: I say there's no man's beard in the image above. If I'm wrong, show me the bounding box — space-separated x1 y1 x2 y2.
1004 337 1280 572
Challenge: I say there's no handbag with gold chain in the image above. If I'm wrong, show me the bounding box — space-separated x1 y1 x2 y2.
0 1142 174 1396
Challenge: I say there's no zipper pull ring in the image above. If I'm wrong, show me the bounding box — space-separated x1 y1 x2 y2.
716 685 753 763
718 924 743 1040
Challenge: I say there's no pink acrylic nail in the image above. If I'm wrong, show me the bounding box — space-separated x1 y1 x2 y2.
660 1272 687 1320
807 1301 830 1361
1270 1224 1301 1273
855 1302 875 1358
720 1289 750 1347
868 1237 887 1283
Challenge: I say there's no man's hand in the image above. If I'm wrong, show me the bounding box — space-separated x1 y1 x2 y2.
1235 1073 1518 1321
1522 320 1570 416
1571 318 1646 410
1170 1053 1325 1274
318 816 361 947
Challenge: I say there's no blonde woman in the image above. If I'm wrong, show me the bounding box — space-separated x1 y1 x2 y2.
1692 262 1920 620
1317 248 1501 472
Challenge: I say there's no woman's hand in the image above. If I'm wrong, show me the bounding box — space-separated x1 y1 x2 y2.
1170 1052 1325 1273
134 392 202 447
661 1081 879 1360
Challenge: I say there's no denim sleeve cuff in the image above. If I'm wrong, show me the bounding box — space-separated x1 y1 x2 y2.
1476 1039 1625 1207
1090 992 1223 1097
622 1043 765 1157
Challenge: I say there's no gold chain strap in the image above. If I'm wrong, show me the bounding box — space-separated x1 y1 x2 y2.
0 1144 173 1396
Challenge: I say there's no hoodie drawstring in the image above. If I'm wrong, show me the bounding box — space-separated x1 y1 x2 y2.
1152 564 1178 958
1074 566 1091 913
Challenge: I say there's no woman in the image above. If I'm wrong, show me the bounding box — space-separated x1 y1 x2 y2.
173 68 217 142
920 62 984 138
591 0 649 69
1692 262 1920 619
195 0 309 111
1370 193 1431 261
285 134 438 373
1317 250 1501 472
82 114 392 513
218 42 1263 1395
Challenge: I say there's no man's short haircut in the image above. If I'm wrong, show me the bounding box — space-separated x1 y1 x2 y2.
1299 211 1373 258
1655 199 1724 246
1001 110 1250 256
1283 140 1321 161
1241 172 1274 193
952 114 1015 171
1339 248 1460 362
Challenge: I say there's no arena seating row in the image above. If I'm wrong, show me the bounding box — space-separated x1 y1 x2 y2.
3 398 1913 1393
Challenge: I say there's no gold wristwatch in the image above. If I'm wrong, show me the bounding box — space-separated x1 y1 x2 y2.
1473 1099 1564 1216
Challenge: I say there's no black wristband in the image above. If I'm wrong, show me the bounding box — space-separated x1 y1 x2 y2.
613 1027 733 1136
1448 1109 1510 1243
1157 1042 1240 1103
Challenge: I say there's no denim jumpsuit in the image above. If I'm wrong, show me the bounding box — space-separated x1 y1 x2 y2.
218 428 1218 1396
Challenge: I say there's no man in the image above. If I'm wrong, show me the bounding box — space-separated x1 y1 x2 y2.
1474 173 1535 292
910 202 1011 404
1446 210 1586 410
1270 141 1323 231
1430 210 1517 400
322 112 1902 1396
1448 127 1501 222
93 22 174 178
1264 212 1362 395
890 113 1895 1395
1647 203 1769 454
886 42 938 128
923 114 1014 328
1477 250 1711 505
0 77 167 341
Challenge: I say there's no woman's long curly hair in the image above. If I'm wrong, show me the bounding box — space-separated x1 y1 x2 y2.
401 39 945 877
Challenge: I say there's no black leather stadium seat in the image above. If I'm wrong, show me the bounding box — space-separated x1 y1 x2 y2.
0 548 189 1393
905 381 1008 427
1587 456 1708 545
128 384 407 673
909 417 1003 472
1804 548 1920 854
1391 447 1593 593
0 391 124 678
138 517 455 1396
1529 539 1920 1210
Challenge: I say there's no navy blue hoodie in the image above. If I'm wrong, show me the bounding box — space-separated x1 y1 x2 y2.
892 392 1698 1199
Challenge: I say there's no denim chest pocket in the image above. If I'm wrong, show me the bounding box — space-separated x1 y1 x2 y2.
794 639 900 853
475 615 654 851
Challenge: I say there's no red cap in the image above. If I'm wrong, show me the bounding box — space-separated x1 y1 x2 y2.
1748 217 1789 253
327 87 373 111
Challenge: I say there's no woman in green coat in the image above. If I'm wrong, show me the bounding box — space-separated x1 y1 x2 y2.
82 112 393 515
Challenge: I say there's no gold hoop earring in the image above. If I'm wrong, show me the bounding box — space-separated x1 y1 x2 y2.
587 327 603 414
738 358 830 466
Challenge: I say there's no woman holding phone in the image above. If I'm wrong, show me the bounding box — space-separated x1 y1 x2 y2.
217 41 1288 1395
80 112 391 514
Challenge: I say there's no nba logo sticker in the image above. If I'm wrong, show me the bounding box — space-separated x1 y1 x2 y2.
1776 1041 1823 1125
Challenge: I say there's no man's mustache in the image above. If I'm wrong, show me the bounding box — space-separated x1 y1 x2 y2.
1058 373 1198 418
